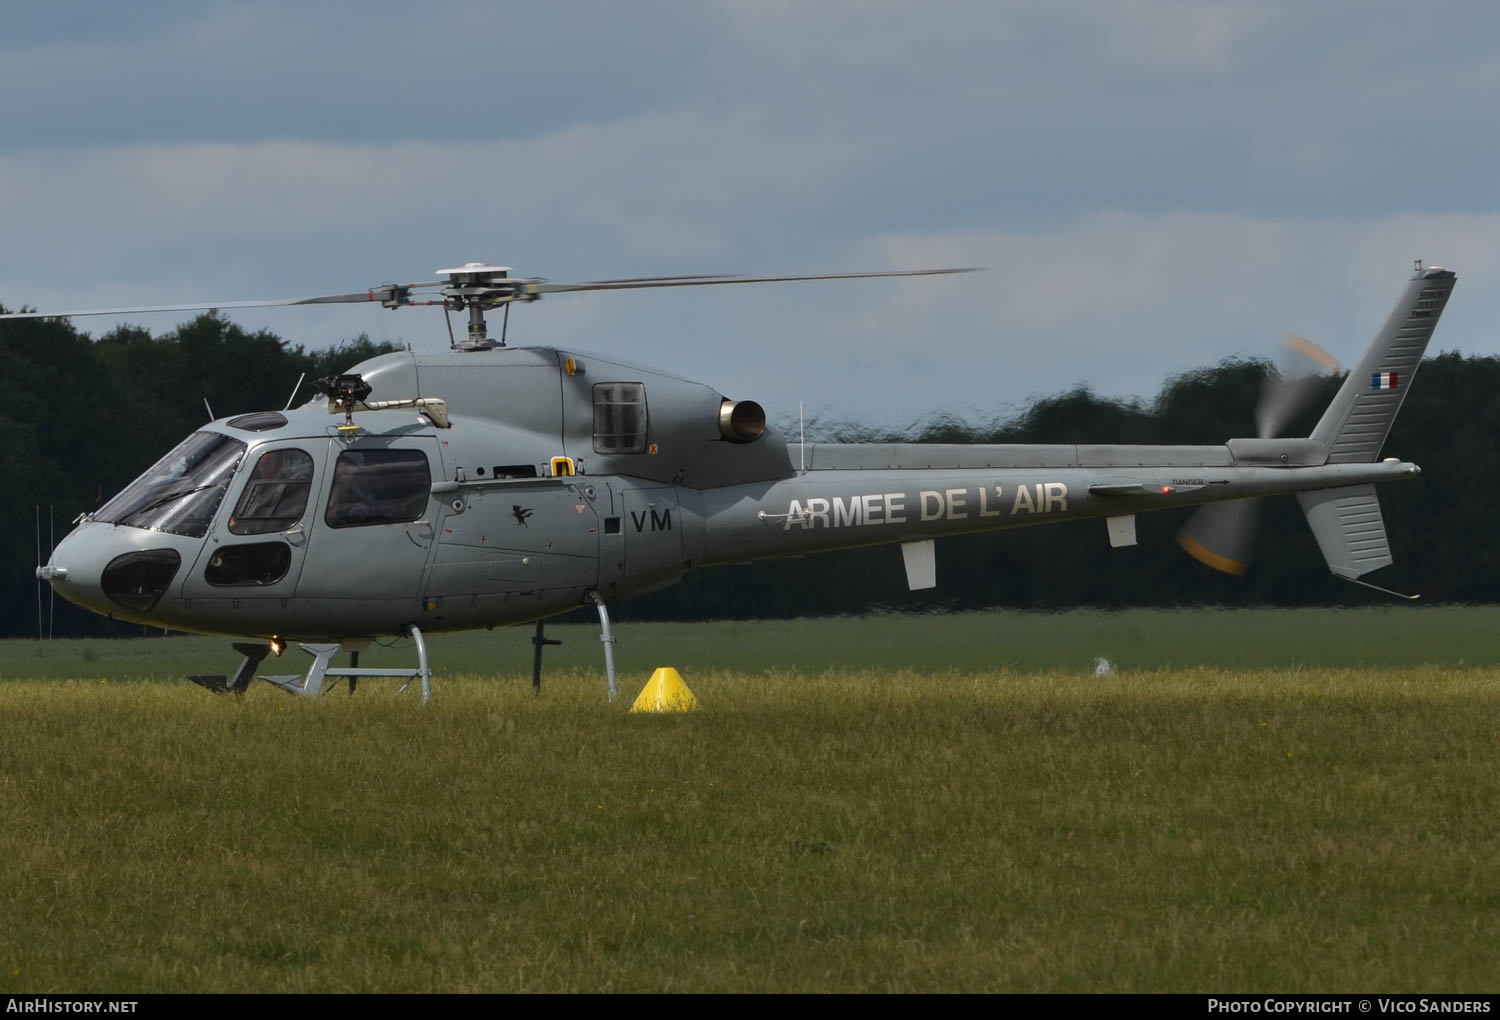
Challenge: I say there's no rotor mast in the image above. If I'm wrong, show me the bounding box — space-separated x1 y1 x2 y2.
437 263 536 351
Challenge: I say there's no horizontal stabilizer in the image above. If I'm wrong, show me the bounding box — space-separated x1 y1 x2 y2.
1296 484 1392 579
1090 481 1205 497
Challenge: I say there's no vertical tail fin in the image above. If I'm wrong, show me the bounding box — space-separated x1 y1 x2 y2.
1296 263 1454 592
1311 265 1456 463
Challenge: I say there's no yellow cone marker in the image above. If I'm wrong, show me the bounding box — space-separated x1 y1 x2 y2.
630 667 699 713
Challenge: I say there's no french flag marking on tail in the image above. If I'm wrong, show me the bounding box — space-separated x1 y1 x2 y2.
1372 371 1399 391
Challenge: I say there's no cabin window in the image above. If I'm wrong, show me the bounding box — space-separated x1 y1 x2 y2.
204 543 292 586
325 449 431 528
229 448 315 535
593 382 649 454
227 411 288 432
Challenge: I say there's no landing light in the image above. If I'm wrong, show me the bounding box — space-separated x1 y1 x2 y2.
270 637 286 657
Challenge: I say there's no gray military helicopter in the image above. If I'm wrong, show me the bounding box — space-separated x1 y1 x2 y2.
11 260 1455 701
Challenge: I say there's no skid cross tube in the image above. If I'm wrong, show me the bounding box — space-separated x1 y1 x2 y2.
260 624 432 704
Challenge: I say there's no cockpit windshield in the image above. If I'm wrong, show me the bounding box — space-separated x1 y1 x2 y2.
94 432 247 538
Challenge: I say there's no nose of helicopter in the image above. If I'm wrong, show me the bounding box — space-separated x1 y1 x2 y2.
37 522 185 621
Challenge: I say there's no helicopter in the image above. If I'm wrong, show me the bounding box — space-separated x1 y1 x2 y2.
8 260 1456 702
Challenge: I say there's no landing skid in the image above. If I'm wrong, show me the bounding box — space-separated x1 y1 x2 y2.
191 599 621 705
589 592 619 702
259 624 432 704
188 641 271 696
531 620 561 695
530 594 618 700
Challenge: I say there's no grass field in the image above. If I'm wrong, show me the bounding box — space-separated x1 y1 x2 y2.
12 604 1500 680
2 608 1498 993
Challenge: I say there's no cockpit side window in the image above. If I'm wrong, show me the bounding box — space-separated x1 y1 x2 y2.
229 448 315 535
324 449 431 528
593 382 649 454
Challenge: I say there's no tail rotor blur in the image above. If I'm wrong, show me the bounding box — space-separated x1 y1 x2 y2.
1254 335 1342 441
1177 336 1342 576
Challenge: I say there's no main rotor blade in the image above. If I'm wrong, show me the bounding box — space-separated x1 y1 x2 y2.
0 284 444 321
0 267 978 320
528 267 980 294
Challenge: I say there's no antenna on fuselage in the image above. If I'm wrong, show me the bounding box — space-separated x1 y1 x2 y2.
34 505 41 642
284 372 305 410
48 506 55 640
33 505 55 641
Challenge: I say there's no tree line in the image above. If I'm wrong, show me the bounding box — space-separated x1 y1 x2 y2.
3 310 1495 637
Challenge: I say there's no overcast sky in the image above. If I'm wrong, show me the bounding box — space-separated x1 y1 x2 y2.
4 1 1498 430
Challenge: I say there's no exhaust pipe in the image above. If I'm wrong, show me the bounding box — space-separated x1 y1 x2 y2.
718 399 766 443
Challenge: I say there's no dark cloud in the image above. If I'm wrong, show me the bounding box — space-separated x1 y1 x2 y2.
4 2 1500 420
